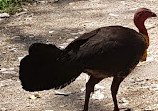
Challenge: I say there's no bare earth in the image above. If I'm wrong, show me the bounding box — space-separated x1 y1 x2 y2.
0 0 158 111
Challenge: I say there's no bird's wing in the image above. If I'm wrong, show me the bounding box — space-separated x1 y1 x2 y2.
69 32 144 73
64 28 100 53
64 26 146 73
74 39 140 73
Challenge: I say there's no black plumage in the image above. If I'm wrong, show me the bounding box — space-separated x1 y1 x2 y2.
19 8 156 111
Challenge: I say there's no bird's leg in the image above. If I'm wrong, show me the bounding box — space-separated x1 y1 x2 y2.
83 76 103 111
111 75 126 111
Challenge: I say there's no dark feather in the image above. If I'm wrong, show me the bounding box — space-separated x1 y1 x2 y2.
66 26 146 75
19 43 82 91
19 26 146 91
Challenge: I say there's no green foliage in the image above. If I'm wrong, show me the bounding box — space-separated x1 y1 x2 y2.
0 0 36 14
0 0 21 10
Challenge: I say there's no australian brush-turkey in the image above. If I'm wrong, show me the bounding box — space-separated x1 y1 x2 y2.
19 8 157 111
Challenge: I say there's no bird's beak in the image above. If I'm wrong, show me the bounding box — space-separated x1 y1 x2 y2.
151 12 157 17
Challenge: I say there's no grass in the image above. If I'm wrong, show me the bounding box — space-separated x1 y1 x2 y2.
0 0 37 14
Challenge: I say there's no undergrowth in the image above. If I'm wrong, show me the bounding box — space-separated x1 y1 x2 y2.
0 0 37 14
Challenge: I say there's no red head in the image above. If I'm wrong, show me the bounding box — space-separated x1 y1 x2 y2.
134 8 157 36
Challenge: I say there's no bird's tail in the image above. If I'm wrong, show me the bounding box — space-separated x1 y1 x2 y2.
19 43 82 91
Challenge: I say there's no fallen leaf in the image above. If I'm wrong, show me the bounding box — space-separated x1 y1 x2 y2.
16 12 27 16
34 94 40 98
29 94 40 100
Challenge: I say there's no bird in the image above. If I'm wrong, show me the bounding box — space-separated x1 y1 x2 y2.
19 8 156 111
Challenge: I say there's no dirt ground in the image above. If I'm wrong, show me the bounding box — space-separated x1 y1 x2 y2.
0 0 158 111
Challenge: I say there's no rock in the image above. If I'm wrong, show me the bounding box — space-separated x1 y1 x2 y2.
9 68 14 71
59 43 68 49
24 17 32 21
18 57 24 61
0 79 13 87
119 97 129 106
29 35 34 38
80 87 86 92
74 36 78 39
60 105 68 108
120 1 127 5
0 68 7 72
92 90 104 100
70 33 79 35
151 84 158 91
1 108 7 111
49 31 54 34
38 1 47 4
55 90 72 96
0 67 16 74
145 57 154 62
2 71 16 74
58 45 65 49
95 84 105 89
145 104 158 110
78 95 85 100
109 13 119 17
66 38 75 43
23 8 28 12
0 13 10 18
2 52 6 54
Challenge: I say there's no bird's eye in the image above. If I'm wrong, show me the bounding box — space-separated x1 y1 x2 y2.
144 11 147 14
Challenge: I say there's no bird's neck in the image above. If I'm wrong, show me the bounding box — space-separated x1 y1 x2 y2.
137 22 148 36
135 20 149 47
135 20 149 62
